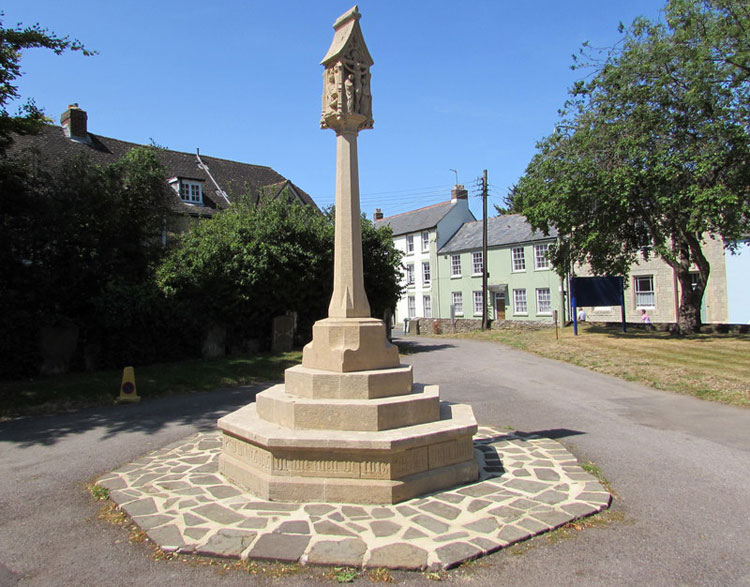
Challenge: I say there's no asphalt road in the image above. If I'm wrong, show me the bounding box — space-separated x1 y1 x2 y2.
1 333 749 586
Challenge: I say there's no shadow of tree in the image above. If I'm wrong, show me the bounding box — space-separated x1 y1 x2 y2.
582 322 749 342
0 384 265 448
395 341 456 355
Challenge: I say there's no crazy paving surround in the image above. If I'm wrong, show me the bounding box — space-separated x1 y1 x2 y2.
97 427 611 571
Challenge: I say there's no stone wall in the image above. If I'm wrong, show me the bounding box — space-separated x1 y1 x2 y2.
412 318 554 335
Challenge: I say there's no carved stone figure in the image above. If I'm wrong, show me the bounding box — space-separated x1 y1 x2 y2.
320 6 374 131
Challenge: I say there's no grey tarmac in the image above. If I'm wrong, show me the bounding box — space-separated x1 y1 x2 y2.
1 332 749 585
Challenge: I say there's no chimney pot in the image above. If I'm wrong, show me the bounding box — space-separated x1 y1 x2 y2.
374 208 384 220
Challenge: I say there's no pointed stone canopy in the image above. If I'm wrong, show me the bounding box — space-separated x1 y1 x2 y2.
217 7 478 504
321 6 373 68
320 5 373 133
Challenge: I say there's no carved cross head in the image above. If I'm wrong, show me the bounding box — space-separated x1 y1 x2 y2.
320 6 373 133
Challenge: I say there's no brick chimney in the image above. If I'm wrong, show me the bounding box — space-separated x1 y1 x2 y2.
374 208 384 220
61 103 89 142
451 184 468 202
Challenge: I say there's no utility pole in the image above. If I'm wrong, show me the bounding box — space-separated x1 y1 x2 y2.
481 169 488 330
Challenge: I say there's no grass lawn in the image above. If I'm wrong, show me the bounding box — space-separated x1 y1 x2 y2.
0 351 302 419
445 323 750 408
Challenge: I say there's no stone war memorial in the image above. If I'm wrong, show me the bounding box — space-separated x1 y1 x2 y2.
217 5 479 505
98 7 611 570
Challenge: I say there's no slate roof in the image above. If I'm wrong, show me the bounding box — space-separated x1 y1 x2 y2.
374 201 464 236
439 213 558 253
8 124 317 217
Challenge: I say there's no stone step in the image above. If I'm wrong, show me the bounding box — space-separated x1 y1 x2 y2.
218 401 479 504
219 450 478 504
256 382 439 431
285 363 413 400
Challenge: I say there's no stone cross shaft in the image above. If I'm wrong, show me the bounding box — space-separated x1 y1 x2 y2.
320 5 375 319
331 131 370 317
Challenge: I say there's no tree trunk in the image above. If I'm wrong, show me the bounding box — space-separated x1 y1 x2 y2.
675 266 708 335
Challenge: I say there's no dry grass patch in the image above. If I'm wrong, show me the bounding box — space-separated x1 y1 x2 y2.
449 324 750 407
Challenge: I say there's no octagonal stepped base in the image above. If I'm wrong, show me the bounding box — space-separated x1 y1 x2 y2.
217 401 478 504
256 383 440 431
285 364 413 400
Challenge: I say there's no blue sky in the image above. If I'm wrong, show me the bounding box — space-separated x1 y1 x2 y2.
4 0 665 220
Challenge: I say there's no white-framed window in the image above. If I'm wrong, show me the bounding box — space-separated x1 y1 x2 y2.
536 287 552 314
406 263 415 286
406 234 414 254
180 180 203 204
407 296 416 319
634 275 655 308
452 291 463 315
512 247 526 271
513 289 528 315
422 261 431 285
451 254 462 277
473 290 484 315
472 251 483 276
423 295 432 318
534 243 550 270
421 231 430 252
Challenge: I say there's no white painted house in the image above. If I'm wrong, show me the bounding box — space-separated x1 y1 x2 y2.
374 186 476 324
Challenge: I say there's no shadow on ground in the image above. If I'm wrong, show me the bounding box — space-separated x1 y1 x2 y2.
395 341 456 355
515 428 587 440
0 384 266 448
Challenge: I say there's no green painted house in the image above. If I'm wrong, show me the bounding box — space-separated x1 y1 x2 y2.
436 214 565 322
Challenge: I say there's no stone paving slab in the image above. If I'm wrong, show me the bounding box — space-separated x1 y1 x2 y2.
98 427 610 571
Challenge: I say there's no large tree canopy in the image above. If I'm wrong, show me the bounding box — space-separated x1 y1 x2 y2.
515 0 750 333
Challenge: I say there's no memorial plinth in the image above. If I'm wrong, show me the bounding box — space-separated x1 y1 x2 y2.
217 6 478 504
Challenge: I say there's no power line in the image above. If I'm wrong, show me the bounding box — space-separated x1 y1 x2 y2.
360 184 452 197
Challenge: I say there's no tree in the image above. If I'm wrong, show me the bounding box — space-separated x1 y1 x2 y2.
0 13 94 153
157 198 404 349
494 184 522 216
0 147 173 376
515 0 750 334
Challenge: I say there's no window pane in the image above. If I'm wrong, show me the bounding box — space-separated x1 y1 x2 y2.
634 275 655 307
407 296 416 319
451 255 461 276
452 291 463 314
472 252 483 275
512 247 526 271
536 288 551 313
534 244 549 269
473 290 483 314
513 289 527 314
422 262 431 284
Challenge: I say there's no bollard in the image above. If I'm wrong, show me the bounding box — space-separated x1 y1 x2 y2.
115 366 141 404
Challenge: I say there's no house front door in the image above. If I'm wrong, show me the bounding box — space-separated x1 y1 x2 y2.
495 293 506 320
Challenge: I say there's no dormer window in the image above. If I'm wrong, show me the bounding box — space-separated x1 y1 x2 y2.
180 180 203 204
169 178 204 205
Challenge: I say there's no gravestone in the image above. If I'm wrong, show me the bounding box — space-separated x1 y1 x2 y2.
202 322 226 359
39 320 79 375
271 315 295 353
